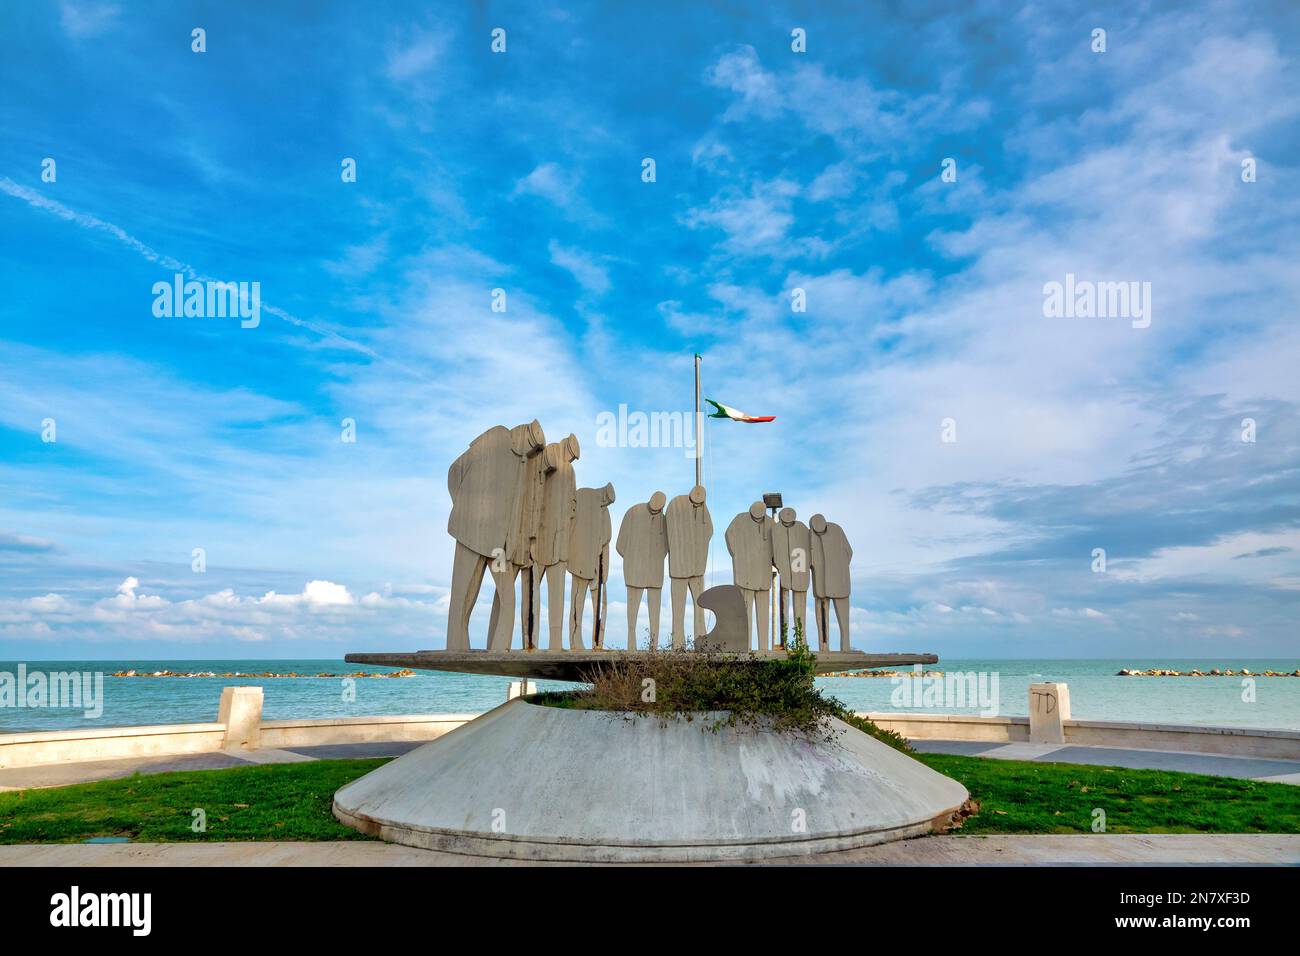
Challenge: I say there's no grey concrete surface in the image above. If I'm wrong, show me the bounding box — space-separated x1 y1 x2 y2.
0 750 252 791
285 742 422 760
344 649 939 681
2 834 1295 866
0 742 427 791
332 700 970 862
913 738 1300 784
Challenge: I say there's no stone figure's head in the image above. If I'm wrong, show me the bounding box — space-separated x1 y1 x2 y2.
779 507 796 527
689 484 706 506
511 420 546 456
810 513 828 534
748 502 765 522
601 482 616 506
648 491 666 514
563 433 581 462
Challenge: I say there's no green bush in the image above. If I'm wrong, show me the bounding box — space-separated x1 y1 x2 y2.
533 622 911 752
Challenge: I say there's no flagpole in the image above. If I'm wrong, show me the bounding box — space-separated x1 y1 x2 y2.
694 353 702 490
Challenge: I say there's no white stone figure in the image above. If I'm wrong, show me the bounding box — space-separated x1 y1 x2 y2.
488 421 549 651
771 507 811 647
809 513 852 653
568 483 614 650
724 502 774 652
616 491 668 650
665 485 712 648
446 421 545 651
531 435 580 651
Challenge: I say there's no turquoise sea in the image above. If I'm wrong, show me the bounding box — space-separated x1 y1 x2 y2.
2 658 1298 733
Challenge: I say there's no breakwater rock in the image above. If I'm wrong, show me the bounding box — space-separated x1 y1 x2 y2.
110 669 417 679
1116 667 1300 677
822 669 946 679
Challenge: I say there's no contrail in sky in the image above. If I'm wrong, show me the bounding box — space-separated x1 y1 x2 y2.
0 176 389 363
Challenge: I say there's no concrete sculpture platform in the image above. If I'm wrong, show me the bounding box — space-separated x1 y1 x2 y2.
345 650 939 682
332 698 969 862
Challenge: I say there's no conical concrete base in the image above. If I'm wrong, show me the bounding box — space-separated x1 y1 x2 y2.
333 699 968 862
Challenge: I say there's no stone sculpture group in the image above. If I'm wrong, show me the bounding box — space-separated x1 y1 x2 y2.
723 504 853 653
445 422 853 653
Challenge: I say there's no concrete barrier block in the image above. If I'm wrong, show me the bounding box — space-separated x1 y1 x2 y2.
1029 682 1071 744
506 680 537 701
218 686 264 750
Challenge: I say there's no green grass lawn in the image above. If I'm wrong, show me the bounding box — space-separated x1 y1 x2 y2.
920 754 1300 835
0 753 1296 844
0 758 388 844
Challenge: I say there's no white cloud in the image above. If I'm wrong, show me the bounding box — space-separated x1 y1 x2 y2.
807 162 857 202
706 46 782 119
324 237 390 279
385 32 444 81
683 179 801 257
548 240 610 296
0 532 58 553
302 579 354 606
1115 531 1300 586
513 162 575 208
58 1 120 39
0 577 429 645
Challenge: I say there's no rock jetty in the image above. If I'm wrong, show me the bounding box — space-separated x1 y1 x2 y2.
1115 667 1299 677
822 669 946 679
110 669 417 679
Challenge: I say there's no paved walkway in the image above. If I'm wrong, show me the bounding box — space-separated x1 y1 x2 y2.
1 835 1295 866
912 739 1300 784
4 738 1299 791
0 742 418 791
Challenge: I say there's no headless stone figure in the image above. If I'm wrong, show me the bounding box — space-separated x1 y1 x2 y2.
488 422 549 650
665 484 711 648
531 435 580 650
616 491 667 650
567 483 614 650
725 502 774 652
446 421 545 651
809 513 853 653
771 507 811 647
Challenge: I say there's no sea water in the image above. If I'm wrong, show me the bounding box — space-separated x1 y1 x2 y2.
1 658 1297 733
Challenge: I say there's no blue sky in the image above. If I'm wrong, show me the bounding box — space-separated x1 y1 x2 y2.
1 0 1298 658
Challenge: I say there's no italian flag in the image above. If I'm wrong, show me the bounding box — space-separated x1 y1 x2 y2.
705 398 775 424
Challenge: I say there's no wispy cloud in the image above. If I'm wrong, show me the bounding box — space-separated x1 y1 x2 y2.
384 31 445 82
57 1 120 40
0 178 387 363
512 162 578 210
548 240 610 296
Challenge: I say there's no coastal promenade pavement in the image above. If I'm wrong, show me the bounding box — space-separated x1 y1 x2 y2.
1 834 1296 866
3 738 1299 791
910 739 1300 785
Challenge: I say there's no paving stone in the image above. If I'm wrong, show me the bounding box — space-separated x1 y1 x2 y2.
1 835 1295 867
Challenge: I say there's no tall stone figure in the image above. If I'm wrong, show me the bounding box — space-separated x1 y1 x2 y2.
616 491 668 650
488 421 549 651
567 483 614 650
532 435 580 651
809 513 853 653
725 502 774 652
446 420 545 651
771 507 811 646
665 485 712 648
